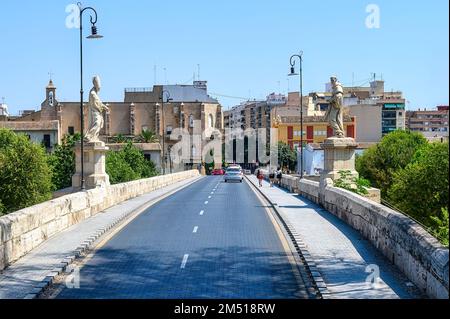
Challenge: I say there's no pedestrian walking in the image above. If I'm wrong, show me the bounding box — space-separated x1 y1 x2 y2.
269 169 275 187
256 168 264 187
276 167 282 186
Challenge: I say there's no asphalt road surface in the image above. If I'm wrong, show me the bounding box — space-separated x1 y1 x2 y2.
56 176 306 299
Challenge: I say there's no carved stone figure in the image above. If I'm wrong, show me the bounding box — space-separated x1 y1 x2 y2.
324 76 345 138
84 76 109 142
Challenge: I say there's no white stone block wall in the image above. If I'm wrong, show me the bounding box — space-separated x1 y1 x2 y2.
0 170 200 271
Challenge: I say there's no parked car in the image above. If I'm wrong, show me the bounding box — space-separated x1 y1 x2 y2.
212 168 225 175
224 167 243 183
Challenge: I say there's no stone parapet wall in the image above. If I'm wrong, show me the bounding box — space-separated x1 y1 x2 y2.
298 179 449 299
0 170 200 271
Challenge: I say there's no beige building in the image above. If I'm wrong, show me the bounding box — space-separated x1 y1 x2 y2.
406 106 449 142
310 79 406 143
4 80 224 171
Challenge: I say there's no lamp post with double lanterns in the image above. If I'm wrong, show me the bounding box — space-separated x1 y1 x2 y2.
78 2 103 190
288 51 304 179
161 89 173 175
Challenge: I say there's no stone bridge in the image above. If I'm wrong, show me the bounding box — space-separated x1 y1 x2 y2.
0 170 448 299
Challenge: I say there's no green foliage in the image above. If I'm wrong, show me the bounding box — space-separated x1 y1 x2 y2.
112 133 133 144
357 130 448 245
430 208 449 246
334 170 371 195
106 142 158 184
356 130 427 197
137 129 159 143
388 142 449 228
0 129 52 214
47 133 81 191
0 200 5 216
278 142 297 172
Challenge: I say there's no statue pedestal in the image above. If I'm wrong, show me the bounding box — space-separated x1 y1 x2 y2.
72 141 110 190
319 137 358 188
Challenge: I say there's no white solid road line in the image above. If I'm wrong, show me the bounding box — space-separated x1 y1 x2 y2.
180 254 189 269
199 210 204 215
193 226 198 233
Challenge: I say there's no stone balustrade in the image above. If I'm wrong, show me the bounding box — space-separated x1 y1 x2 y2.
0 170 200 271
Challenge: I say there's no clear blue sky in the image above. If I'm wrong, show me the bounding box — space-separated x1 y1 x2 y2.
0 0 448 114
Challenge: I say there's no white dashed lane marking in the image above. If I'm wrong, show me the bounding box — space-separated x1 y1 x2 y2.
208 196 212 199
199 210 204 215
193 226 198 233
180 254 189 269
204 201 208 205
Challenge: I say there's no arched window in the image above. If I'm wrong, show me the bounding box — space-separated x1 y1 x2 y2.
208 114 214 128
48 92 54 107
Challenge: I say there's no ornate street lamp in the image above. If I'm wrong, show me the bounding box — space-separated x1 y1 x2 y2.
288 51 304 178
78 2 103 190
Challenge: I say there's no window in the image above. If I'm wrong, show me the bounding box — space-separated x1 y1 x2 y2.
208 114 214 128
43 134 51 148
48 92 54 107
166 126 173 135
68 126 75 135
189 114 194 128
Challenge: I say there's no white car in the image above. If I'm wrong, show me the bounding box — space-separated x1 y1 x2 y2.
224 167 243 183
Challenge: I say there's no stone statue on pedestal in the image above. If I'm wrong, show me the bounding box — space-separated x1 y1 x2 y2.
84 75 109 143
324 76 345 138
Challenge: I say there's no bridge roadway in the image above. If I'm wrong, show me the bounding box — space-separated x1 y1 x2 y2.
56 176 309 299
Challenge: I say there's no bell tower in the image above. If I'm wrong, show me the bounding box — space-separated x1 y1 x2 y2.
41 78 59 121
45 79 57 107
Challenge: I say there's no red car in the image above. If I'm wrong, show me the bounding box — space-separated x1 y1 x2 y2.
211 169 225 175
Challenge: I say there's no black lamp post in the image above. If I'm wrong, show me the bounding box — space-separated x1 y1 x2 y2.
161 89 173 175
288 51 304 179
78 2 103 190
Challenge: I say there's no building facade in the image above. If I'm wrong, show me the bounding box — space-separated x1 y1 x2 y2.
406 106 449 141
3 80 223 171
275 115 356 149
310 79 406 142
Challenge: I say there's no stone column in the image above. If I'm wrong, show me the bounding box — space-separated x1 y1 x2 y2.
72 141 110 190
319 137 358 189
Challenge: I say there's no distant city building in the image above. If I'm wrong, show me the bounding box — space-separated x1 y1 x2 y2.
1 80 223 171
310 79 406 142
0 101 9 117
274 115 356 149
406 105 449 142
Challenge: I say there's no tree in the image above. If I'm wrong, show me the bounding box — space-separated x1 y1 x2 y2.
137 129 158 143
106 150 140 184
106 142 158 184
0 129 52 214
277 142 297 172
0 200 5 217
356 130 427 197
47 133 81 191
388 142 449 228
112 133 132 144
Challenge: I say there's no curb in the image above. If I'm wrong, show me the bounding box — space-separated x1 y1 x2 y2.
24 175 203 299
245 175 332 299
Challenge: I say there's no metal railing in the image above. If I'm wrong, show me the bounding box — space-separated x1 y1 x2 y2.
381 199 446 244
